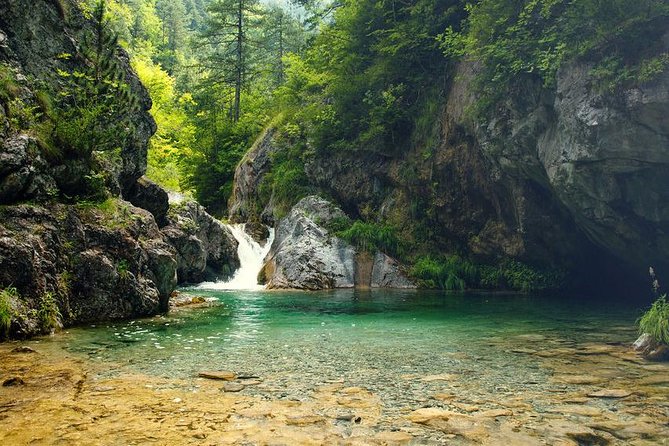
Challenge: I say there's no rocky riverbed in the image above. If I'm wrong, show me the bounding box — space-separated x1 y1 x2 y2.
1 311 667 445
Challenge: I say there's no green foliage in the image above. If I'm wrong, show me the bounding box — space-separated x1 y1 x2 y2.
638 294 669 345
295 0 466 154
479 260 564 292
336 221 401 256
410 256 477 291
54 1 139 160
37 292 62 333
0 287 17 340
117 259 130 280
132 56 195 192
0 63 21 103
409 256 562 292
441 0 669 114
322 216 353 234
258 126 314 219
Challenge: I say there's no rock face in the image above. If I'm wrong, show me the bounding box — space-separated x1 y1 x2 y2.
262 196 413 290
290 61 669 287
539 64 669 276
162 201 239 284
0 0 156 199
0 201 177 337
125 176 169 227
228 128 279 225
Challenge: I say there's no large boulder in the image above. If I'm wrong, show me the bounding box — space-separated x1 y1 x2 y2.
262 196 356 290
162 200 239 284
0 200 177 337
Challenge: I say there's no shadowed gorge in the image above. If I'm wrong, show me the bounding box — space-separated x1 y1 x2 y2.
1 0 668 444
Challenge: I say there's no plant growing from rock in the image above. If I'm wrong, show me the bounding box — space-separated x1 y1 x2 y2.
638 294 669 346
0 287 18 339
37 291 62 334
53 0 139 166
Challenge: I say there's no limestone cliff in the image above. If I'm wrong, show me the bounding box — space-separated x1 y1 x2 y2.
232 55 669 291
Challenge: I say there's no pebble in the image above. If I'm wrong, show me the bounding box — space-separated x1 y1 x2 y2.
222 382 245 392
11 346 37 354
2 377 25 386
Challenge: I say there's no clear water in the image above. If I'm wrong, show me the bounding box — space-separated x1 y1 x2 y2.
45 290 646 415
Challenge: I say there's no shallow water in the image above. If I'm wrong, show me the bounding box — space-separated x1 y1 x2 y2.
48 291 641 399
12 290 669 444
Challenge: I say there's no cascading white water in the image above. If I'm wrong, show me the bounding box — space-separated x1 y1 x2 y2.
197 224 274 290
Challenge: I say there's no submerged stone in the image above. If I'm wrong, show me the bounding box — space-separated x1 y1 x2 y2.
198 371 237 381
586 389 632 399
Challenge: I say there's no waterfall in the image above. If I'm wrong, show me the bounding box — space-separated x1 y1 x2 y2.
197 224 274 290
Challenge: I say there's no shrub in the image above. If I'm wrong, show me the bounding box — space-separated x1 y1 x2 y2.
337 221 402 257
479 260 563 292
37 291 62 333
638 294 669 345
0 287 17 339
410 255 477 291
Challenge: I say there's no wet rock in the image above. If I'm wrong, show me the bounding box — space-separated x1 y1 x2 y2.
334 413 356 421
407 408 453 424
373 431 414 443
547 405 603 417
198 371 237 381
421 373 458 382
566 432 611 446
228 128 280 225
371 252 415 288
551 375 606 385
479 409 513 418
11 346 37 353
162 201 239 284
632 333 669 361
285 415 325 425
638 375 669 386
244 220 270 245
586 389 632 399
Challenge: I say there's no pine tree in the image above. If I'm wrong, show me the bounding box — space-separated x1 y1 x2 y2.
198 0 263 122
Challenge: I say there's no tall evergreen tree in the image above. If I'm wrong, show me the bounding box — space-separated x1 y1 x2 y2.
199 0 263 122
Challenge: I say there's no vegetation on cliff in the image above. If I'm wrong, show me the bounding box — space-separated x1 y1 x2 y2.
4 0 668 293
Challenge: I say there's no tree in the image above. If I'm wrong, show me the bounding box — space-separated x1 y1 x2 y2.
199 0 263 122
156 0 188 71
55 0 138 159
262 5 307 86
